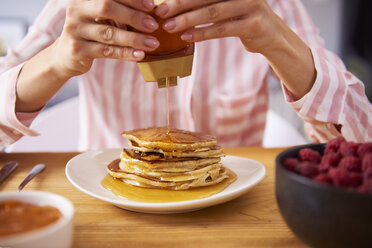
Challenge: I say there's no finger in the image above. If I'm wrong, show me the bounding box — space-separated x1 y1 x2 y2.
84 0 159 33
155 0 224 18
162 0 252 33
180 18 247 42
77 22 160 51
80 40 146 61
115 0 156 12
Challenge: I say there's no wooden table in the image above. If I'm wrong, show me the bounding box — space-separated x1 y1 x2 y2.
0 147 307 248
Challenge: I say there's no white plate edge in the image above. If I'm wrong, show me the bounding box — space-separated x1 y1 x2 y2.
65 149 266 212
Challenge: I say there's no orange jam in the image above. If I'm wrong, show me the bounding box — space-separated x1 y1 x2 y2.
0 200 62 237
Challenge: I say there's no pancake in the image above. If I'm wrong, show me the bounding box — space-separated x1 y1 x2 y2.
120 149 221 172
107 159 229 190
107 127 232 191
121 127 217 152
119 161 223 182
128 141 224 158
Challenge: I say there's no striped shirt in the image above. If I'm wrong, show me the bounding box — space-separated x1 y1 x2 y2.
0 0 371 151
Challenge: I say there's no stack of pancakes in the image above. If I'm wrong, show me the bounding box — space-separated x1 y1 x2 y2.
107 127 229 190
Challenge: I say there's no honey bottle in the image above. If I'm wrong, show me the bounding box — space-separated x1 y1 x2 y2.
135 0 195 88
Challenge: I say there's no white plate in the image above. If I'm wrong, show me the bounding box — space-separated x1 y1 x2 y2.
65 149 266 214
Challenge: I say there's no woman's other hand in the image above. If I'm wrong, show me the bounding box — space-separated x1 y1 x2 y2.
15 0 161 112
156 0 316 100
156 0 283 55
55 0 160 77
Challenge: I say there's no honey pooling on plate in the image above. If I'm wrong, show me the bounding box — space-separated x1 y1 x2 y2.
102 160 236 203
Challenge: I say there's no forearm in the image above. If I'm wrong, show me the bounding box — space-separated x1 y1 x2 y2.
15 0 159 113
158 0 316 100
262 16 316 101
15 42 72 112
285 45 372 142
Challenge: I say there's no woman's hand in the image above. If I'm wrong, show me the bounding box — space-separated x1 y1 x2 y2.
155 0 283 55
55 0 160 77
16 0 161 112
156 0 317 100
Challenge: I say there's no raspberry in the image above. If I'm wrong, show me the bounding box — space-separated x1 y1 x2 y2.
339 141 358 157
328 167 354 187
313 173 332 185
364 167 372 180
320 152 342 167
283 158 300 172
324 137 345 154
318 162 331 173
362 154 372 172
298 148 321 163
284 139 372 195
297 161 319 178
357 178 372 194
349 172 363 187
357 142 372 158
338 156 361 172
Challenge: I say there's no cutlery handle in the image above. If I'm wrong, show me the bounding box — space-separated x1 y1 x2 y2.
0 161 18 185
18 163 46 191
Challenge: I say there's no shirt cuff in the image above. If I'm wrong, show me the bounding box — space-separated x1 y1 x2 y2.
0 63 40 137
280 47 345 125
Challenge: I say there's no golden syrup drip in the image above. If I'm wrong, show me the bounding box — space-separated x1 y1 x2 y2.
101 169 237 203
166 77 170 135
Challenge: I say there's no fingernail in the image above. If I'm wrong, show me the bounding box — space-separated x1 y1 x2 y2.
133 50 145 58
163 19 176 31
143 18 159 31
181 33 193 41
144 37 160 48
143 0 155 11
156 4 169 17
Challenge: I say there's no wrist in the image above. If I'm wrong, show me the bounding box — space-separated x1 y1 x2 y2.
15 42 73 112
259 16 293 58
49 40 77 81
261 19 316 100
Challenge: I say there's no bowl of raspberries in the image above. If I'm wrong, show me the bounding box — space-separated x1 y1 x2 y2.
275 137 372 248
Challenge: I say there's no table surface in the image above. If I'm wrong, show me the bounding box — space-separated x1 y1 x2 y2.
0 147 308 248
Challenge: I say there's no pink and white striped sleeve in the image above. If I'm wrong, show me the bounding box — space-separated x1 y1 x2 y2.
0 0 67 149
276 0 372 143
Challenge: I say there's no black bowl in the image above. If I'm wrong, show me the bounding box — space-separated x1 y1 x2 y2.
275 144 372 248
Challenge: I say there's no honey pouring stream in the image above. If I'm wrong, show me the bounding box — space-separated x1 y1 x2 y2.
166 77 170 135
